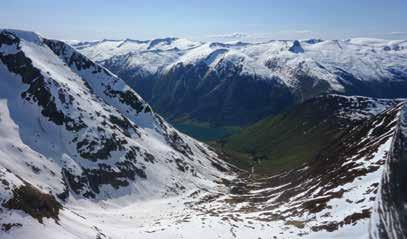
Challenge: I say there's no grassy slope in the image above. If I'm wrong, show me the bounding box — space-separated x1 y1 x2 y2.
221 97 350 174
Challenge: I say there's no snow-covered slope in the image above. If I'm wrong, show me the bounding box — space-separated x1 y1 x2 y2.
72 37 407 126
0 29 231 236
75 37 202 72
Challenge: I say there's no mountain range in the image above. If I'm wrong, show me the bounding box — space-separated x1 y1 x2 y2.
71 37 407 130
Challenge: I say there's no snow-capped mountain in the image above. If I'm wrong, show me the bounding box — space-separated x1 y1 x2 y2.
72 37 407 125
1 29 406 239
0 29 230 236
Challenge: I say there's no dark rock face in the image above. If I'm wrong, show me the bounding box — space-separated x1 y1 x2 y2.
0 32 85 132
147 37 178 49
1 223 22 232
373 106 407 239
3 184 62 224
334 68 407 99
288 40 304 53
44 39 95 71
45 39 151 115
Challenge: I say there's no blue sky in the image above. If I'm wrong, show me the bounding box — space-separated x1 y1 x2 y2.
1 0 407 41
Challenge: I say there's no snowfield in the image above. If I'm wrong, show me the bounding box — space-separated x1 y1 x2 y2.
0 29 406 238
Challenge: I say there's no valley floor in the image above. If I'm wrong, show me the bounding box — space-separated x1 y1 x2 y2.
0 178 372 239
0 161 390 239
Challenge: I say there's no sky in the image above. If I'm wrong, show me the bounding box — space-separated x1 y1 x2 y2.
1 0 407 42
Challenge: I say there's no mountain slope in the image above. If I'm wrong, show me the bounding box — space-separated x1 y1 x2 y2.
73 38 407 129
222 95 404 173
0 29 230 236
205 100 407 239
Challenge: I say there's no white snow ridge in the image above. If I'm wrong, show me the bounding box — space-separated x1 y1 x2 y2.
0 29 406 239
72 37 407 94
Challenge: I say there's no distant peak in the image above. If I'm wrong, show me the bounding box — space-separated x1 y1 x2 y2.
209 41 251 48
303 38 323 44
148 37 179 49
288 40 304 53
123 38 149 44
101 38 122 42
0 29 43 44
116 38 149 48
209 42 229 48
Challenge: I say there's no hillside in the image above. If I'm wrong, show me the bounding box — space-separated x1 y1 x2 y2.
223 95 403 173
0 29 230 237
210 100 407 239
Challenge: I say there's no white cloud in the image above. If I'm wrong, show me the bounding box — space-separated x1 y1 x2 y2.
203 30 319 43
208 30 313 40
207 32 248 39
279 29 313 34
388 31 407 35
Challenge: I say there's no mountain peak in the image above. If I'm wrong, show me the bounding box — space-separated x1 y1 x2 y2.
123 38 149 44
288 40 304 53
147 37 179 49
0 29 43 44
303 38 323 44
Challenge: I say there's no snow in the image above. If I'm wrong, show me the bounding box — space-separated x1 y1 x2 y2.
330 94 404 120
74 37 407 93
70 37 202 63
1 29 43 44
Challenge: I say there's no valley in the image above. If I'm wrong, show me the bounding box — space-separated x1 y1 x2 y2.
0 29 406 239
2 1 407 238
